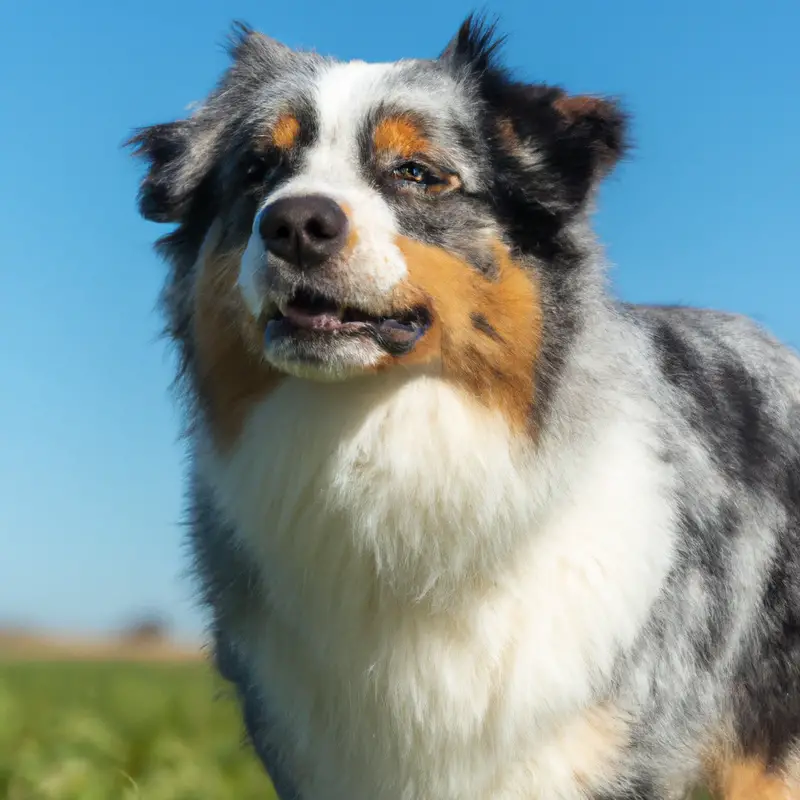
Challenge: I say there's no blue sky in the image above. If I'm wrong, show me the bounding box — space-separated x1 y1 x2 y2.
1 0 798 638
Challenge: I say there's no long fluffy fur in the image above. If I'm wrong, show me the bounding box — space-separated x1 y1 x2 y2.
129 14 800 799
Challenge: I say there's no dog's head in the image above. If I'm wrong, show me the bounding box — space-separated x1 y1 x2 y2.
129 15 627 441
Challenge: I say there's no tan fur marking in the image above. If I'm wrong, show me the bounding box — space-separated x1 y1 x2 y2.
427 173 462 194
553 94 610 124
388 237 542 432
713 758 800 799
272 114 301 150
704 737 800 800
373 115 429 158
556 705 630 790
192 226 280 449
339 201 359 256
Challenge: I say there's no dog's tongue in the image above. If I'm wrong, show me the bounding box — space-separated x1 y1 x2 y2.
283 303 343 331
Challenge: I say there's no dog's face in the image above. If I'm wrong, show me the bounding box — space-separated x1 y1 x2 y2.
130 16 626 439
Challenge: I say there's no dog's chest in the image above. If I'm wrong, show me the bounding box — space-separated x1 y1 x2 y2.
200 376 675 799
205 376 540 620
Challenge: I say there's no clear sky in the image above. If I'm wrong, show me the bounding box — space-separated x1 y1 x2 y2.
1 0 798 638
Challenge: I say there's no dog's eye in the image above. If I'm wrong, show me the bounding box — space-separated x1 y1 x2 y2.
391 162 442 188
240 152 276 187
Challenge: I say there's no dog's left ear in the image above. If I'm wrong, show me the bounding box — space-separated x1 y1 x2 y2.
550 92 627 180
441 15 628 205
512 86 629 189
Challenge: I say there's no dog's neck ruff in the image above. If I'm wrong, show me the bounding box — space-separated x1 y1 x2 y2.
194 371 675 798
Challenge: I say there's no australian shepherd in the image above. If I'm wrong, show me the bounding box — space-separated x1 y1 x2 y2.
128 15 800 799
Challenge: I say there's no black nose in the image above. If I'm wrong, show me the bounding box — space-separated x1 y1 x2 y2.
259 194 349 268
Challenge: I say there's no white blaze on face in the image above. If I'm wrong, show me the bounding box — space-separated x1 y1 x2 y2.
237 60 410 317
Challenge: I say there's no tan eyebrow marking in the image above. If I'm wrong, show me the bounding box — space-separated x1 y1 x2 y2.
373 115 430 158
272 114 301 150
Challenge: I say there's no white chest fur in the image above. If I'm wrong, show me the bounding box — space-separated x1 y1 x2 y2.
199 375 675 799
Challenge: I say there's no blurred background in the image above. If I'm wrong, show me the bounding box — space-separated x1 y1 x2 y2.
1 0 797 797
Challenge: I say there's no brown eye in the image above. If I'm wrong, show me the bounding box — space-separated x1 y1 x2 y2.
391 162 441 188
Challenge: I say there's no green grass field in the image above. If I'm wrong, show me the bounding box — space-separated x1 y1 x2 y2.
0 658 714 799
0 660 277 799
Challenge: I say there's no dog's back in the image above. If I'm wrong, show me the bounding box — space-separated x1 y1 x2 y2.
615 303 800 796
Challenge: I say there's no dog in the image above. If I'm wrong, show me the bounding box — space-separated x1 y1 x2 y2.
128 15 800 799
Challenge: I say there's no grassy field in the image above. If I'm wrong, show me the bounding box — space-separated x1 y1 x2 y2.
0 656 714 799
0 659 277 799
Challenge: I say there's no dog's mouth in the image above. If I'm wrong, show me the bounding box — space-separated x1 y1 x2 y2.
264 287 431 355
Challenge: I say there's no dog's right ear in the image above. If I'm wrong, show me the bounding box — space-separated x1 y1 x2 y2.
127 22 294 224
126 120 212 224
